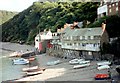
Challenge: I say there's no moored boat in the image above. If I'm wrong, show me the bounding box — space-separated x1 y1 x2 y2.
97 65 110 70
9 51 35 58
24 69 45 76
22 66 39 71
27 56 36 61
47 60 60 66
69 59 85 65
13 58 29 65
9 51 22 57
73 63 90 69
95 74 110 80
97 61 111 66
78 60 90 64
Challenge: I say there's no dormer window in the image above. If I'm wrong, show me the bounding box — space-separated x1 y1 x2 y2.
82 36 85 40
88 36 91 40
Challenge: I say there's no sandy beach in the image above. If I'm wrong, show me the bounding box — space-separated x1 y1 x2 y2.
1 42 120 82
15 53 118 81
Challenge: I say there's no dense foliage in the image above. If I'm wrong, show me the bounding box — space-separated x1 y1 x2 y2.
2 2 99 44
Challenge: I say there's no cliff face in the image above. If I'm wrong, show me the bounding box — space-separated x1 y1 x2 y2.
1 2 99 44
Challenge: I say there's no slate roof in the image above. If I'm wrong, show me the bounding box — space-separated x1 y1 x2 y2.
64 27 103 37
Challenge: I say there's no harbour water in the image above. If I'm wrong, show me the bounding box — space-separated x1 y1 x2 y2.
0 42 36 82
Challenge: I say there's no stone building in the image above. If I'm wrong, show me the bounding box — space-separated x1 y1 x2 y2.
61 23 109 60
97 0 120 18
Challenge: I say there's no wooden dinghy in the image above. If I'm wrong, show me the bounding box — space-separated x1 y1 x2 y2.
9 51 22 57
27 56 36 61
47 60 60 66
22 66 39 71
97 65 110 70
97 61 111 66
95 74 110 80
13 58 29 65
22 66 46 72
24 69 45 76
73 63 90 69
78 60 90 64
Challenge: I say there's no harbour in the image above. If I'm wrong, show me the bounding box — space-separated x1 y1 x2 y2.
1 42 120 82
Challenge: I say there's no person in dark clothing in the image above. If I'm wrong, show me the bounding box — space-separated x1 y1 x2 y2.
108 70 111 79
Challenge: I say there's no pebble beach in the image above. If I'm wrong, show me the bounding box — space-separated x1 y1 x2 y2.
1 42 120 82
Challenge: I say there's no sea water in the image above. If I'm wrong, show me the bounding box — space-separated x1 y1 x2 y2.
0 49 28 82
0 42 36 82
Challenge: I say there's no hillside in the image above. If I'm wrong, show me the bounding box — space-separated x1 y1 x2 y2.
0 10 18 25
2 2 99 44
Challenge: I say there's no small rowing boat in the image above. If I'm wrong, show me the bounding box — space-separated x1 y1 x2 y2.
47 60 60 66
97 61 111 66
24 69 45 76
13 58 29 65
69 59 85 65
22 66 39 71
97 65 110 70
73 63 90 69
95 74 110 80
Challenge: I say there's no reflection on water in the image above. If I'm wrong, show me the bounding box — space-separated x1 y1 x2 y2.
0 42 36 82
0 50 28 82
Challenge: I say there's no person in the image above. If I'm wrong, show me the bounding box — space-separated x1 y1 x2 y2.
108 70 111 79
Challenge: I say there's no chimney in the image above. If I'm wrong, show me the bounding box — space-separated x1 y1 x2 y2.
101 23 106 31
64 23 69 28
73 21 78 26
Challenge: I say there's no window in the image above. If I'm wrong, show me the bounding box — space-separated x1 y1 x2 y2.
76 36 79 41
109 5 111 8
82 36 85 40
82 43 86 47
71 36 72 40
80 36 82 40
116 2 118 6
93 44 96 47
112 4 115 7
116 7 118 11
88 36 91 40
36 39 38 41
94 36 99 40
85 36 87 40
91 36 93 39
109 9 111 13
74 43 76 46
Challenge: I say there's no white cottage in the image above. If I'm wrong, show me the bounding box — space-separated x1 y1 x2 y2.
35 30 53 52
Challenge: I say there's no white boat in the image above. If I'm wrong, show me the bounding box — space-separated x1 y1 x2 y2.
9 51 22 57
24 70 44 76
9 51 35 57
69 59 85 65
79 60 90 64
13 58 29 65
73 63 90 69
22 66 39 71
47 60 60 66
97 61 111 66
97 65 110 70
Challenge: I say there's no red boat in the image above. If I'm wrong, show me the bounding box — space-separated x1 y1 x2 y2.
28 56 36 61
95 74 110 80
